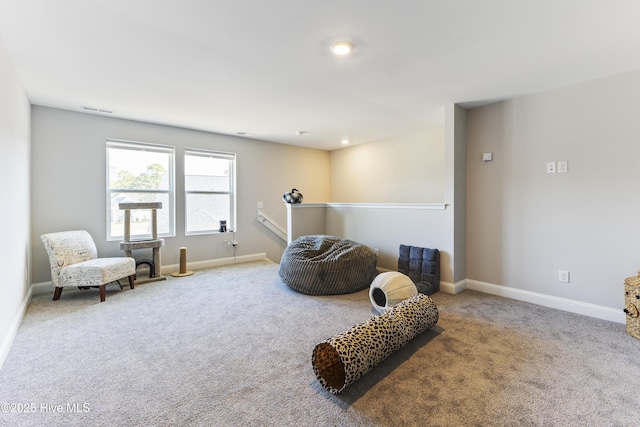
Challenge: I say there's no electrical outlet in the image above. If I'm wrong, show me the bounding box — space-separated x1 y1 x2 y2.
559 270 570 283
547 162 556 173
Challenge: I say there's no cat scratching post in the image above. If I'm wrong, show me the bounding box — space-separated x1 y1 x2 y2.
119 202 166 285
172 247 194 277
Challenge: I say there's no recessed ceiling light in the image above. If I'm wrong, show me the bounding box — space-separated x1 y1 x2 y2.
341 139 350 145
330 41 353 56
296 131 308 136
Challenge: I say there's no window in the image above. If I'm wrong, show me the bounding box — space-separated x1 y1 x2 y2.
185 148 236 234
106 139 175 240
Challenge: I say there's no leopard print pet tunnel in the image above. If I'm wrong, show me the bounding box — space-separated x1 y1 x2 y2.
311 294 439 394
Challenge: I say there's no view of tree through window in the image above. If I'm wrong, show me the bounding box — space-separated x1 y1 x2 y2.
106 140 175 240
111 164 167 193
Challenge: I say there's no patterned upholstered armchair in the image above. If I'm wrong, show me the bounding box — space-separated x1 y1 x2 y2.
40 230 136 302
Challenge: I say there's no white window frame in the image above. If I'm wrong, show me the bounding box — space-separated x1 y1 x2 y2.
184 148 236 235
106 139 176 241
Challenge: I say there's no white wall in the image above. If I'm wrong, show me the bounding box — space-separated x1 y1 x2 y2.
466 69 640 310
325 110 466 285
31 106 330 283
286 203 451 280
444 104 467 283
325 204 452 280
0 38 31 367
286 203 326 244
329 126 445 203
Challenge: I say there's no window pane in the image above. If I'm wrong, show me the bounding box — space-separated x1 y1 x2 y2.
108 148 171 191
185 149 235 235
185 156 230 192
106 140 175 241
110 192 170 238
185 175 229 192
186 193 230 233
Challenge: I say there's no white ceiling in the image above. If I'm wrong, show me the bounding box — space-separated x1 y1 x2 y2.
2 1 640 151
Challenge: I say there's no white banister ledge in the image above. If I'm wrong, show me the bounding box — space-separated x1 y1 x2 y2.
286 202 447 210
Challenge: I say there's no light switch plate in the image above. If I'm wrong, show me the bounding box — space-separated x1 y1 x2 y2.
559 270 570 283
557 161 568 173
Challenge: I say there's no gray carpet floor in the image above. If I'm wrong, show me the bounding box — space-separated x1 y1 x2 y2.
1 259 639 426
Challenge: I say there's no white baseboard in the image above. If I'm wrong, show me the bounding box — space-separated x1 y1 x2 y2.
465 279 626 324
160 252 268 275
32 253 269 296
0 287 32 371
440 279 467 295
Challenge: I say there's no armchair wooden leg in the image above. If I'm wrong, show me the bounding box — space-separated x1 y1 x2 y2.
128 275 135 289
99 285 106 302
53 287 63 301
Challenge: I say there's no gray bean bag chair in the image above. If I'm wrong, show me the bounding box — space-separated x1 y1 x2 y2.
398 244 440 295
279 235 378 295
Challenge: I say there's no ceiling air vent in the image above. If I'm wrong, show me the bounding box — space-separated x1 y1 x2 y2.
82 106 113 114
